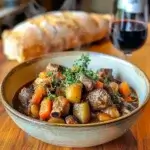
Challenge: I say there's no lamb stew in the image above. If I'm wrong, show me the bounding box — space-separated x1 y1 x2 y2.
13 55 139 124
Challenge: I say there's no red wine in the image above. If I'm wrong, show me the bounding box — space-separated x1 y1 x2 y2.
110 20 148 54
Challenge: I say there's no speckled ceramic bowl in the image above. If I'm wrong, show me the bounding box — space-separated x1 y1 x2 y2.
1 51 150 148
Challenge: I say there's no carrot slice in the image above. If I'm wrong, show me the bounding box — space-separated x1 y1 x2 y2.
31 86 46 104
39 97 52 120
119 82 131 97
95 81 104 89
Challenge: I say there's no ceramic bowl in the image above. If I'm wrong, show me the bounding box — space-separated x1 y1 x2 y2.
1 51 150 148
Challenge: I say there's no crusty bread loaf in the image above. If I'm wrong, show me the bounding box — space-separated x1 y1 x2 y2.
2 11 109 62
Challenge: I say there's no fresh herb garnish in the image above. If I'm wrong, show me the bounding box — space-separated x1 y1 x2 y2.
111 92 122 104
115 91 122 97
73 54 98 80
48 94 56 100
62 54 99 86
86 69 99 80
73 54 90 70
47 71 53 77
103 76 111 85
47 91 56 100
62 68 77 85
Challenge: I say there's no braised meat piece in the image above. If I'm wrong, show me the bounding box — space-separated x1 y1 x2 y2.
51 96 70 118
18 85 34 114
104 87 136 115
98 69 113 81
121 107 131 115
65 115 79 124
86 89 112 111
34 77 52 87
46 63 60 72
103 85 120 105
79 74 94 91
109 82 119 92
18 86 33 107
56 87 65 96
121 101 137 115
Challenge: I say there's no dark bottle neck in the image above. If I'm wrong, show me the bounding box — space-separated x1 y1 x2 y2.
3 0 20 7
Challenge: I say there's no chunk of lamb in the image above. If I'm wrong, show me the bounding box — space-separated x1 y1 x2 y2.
86 89 112 111
18 85 34 114
121 101 138 115
109 82 119 92
46 63 60 72
65 115 79 124
121 101 136 113
104 85 137 114
33 77 51 88
51 96 70 118
98 69 113 81
103 85 120 105
79 74 94 91
121 107 131 115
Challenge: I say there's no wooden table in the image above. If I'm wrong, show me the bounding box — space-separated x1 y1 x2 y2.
0 27 150 150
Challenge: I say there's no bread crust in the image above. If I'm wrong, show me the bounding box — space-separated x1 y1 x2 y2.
2 11 109 62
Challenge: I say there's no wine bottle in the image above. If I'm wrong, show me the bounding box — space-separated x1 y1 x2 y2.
118 0 143 13
113 0 148 21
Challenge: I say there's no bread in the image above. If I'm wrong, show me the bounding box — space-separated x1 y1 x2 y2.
2 11 109 62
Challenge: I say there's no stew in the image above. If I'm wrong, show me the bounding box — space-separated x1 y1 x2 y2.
13 55 139 124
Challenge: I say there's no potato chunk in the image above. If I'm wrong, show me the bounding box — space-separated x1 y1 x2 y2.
73 102 91 124
97 113 112 122
30 104 39 118
66 83 82 103
103 106 120 118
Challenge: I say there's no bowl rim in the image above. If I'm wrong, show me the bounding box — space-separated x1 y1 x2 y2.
1 51 150 128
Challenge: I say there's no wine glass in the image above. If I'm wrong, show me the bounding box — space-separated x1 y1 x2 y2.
109 0 148 58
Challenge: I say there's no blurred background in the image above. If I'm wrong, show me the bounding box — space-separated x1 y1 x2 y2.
0 0 150 34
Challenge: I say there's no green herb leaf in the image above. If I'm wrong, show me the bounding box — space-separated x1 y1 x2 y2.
48 93 56 100
47 72 53 77
62 54 98 86
103 77 110 85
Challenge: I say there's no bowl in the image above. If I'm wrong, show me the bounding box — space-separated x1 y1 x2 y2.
1 51 150 148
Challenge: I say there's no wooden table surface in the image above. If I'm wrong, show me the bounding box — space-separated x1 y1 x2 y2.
0 26 150 150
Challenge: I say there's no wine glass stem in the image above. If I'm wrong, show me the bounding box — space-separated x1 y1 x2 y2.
121 51 132 61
